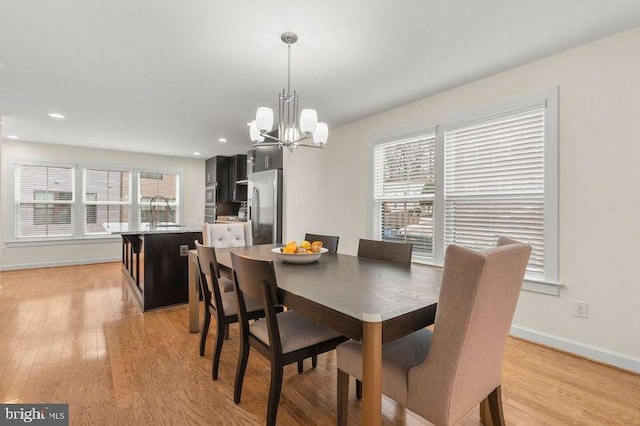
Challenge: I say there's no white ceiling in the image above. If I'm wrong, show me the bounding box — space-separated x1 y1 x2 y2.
1 1 640 158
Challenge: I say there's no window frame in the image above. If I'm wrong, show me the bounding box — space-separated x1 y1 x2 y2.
370 129 437 262
136 170 181 225
12 160 76 239
6 158 183 244
369 87 560 295
82 167 133 235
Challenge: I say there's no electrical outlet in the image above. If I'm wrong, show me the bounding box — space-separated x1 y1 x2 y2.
179 245 189 256
573 300 588 319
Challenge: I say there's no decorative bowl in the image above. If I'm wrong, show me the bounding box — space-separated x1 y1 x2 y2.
271 247 329 264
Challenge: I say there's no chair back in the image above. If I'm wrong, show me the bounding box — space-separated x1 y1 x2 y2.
357 239 413 265
407 238 531 425
202 222 252 247
230 252 283 357
195 241 224 312
304 233 339 254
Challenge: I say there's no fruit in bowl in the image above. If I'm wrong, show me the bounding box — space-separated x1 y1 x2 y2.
282 240 323 254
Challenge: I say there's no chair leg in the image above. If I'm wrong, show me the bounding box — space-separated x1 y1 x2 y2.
486 385 505 426
199 311 211 356
297 360 303 373
312 354 318 368
337 369 349 426
355 379 362 400
480 399 490 425
234 334 250 404
211 319 225 380
266 363 284 426
224 323 230 340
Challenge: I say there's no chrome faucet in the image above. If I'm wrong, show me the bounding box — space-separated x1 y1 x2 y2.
149 195 175 228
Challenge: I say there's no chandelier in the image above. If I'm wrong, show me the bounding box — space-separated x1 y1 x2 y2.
248 31 329 152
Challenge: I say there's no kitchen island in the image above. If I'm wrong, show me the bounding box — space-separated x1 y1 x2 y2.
104 223 202 311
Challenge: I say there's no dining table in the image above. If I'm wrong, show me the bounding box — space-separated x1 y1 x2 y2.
187 244 442 425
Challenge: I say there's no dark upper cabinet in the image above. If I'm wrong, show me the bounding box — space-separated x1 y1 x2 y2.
229 154 247 202
205 156 230 201
254 145 283 172
205 157 216 185
253 130 283 173
205 154 248 202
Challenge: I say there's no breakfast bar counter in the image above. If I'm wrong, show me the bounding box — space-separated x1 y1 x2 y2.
104 223 202 311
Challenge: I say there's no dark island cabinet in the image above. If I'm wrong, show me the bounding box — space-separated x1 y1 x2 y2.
122 232 202 311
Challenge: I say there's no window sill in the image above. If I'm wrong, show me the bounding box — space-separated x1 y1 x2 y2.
413 260 561 296
5 235 121 248
522 278 562 296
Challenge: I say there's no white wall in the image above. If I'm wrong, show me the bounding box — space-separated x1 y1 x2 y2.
0 140 205 270
284 27 640 369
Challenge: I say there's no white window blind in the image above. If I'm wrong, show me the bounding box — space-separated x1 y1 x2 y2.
373 134 435 262
444 108 545 277
15 164 74 237
84 169 132 234
138 172 179 223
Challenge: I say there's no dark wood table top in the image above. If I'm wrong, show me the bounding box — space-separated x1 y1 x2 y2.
215 244 442 343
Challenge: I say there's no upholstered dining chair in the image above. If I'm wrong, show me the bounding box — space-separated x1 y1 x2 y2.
357 238 413 265
304 233 340 254
231 252 348 426
195 242 276 380
336 237 531 426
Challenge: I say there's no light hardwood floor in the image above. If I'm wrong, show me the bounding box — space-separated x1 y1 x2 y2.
0 262 639 425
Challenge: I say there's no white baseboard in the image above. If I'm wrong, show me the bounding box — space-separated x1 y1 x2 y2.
511 325 640 374
0 257 120 271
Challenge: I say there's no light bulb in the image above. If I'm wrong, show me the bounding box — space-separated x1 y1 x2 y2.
256 107 274 132
313 122 328 145
300 109 318 134
249 120 265 142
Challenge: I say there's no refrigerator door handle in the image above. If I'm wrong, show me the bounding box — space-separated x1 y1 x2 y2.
252 187 260 239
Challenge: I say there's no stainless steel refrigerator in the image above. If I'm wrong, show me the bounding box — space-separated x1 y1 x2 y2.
248 169 283 245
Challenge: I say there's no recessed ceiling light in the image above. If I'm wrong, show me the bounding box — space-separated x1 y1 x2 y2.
193 152 201 156
7 135 19 139
48 113 65 119
218 138 228 143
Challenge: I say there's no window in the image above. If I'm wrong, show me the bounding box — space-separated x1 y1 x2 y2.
444 108 546 278
11 162 181 241
138 172 179 223
83 169 132 234
373 133 436 262
15 164 74 237
371 88 559 292
33 191 73 225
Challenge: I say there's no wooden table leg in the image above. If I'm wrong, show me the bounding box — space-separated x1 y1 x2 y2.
188 250 199 333
362 314 383 426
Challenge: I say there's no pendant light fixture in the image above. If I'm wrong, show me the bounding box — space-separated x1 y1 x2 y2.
248 31 329 152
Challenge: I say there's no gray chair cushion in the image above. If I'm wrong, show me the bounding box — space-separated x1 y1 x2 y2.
250 310 343 354
336 328 433 404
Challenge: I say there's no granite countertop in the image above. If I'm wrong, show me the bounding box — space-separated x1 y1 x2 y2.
103 222 203 235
